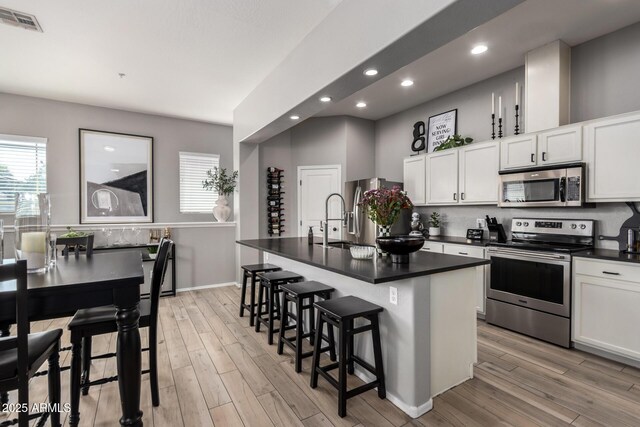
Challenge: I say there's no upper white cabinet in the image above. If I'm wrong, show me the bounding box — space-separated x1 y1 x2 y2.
459 141 499 204
403 155 427 205
500 134 537 170
537 124 582 165
426 150 459 205
584 112 640 202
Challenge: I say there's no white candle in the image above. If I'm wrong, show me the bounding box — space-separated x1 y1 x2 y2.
491 93 495 115
498 96 502 118
19 231 47 270
515 82 519 105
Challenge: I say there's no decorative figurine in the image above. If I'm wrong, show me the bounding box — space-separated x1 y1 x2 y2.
410 121 426 153
409 212 424 236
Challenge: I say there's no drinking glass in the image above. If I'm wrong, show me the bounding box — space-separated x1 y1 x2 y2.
101 228 112 247
0 218 4 262
133 227 142 245
49 232 57 267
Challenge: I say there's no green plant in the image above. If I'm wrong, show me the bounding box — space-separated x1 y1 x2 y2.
359 186 413 226
433 134 473 151
202 167 238 196
59 226 91 238
429 212 441 228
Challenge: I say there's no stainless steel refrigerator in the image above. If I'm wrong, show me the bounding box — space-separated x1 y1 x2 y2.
343 178 411 246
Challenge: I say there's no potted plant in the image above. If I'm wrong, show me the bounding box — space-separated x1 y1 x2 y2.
429 212 441 236
359 186 413 255
433 134 473 151
202 167 238 222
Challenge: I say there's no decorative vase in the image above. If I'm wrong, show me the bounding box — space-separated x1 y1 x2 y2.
213 195 232 222
377 224 392 256
14 193 51 273
429 226 441 236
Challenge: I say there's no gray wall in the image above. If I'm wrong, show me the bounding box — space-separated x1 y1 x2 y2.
0 92 236 287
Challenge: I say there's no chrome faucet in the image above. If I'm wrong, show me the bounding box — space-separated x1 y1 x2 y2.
320 193 348 248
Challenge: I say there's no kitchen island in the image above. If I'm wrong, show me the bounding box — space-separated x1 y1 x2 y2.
237 237 490 418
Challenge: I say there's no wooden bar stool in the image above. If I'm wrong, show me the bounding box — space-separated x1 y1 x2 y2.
239 263 281 326
255 270 303 344
310 295 385 418
278 281 336 372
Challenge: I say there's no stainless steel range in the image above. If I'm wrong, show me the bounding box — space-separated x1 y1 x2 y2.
486 218 595 347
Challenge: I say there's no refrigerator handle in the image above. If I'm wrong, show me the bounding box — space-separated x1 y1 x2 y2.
352 186 362 237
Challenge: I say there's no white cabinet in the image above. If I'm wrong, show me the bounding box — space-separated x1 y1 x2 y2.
537 124 582 165
421 241 444 253
500 134 537 170
442 244 486 316
584 112 640 202
573 258 640 361
426 150 459 205
403 155 426 205
459 141 499 204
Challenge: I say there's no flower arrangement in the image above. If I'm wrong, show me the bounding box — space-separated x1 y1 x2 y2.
359 186 413 226
202 167 238 196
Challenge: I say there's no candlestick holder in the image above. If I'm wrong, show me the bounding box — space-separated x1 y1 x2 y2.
491 113 495 140
514 104 520 135
498 118 503 139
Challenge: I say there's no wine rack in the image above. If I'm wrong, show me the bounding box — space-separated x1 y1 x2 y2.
267 167 284 236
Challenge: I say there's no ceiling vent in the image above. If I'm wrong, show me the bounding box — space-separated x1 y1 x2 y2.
0 7 42 32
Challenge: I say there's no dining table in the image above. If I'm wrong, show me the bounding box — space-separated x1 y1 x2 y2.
0 251 145 427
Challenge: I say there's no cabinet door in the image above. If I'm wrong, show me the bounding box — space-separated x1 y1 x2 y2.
584 113 640 202
537 124 582 165
442 244 486 315
459 141 499 205
573 273 640 360
500 134 537 170
426 150 459 205
421 241 444 253
403 155 426 205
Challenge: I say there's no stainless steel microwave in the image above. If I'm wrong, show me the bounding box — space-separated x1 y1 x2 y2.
498 163 584 208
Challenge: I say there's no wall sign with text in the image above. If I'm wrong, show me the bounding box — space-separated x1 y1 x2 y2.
427 109 457 152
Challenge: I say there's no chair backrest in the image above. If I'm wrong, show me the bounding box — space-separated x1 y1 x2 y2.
148 238 173 325
0 260 28 384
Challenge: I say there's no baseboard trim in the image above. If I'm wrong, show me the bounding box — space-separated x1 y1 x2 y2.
177 282 238 292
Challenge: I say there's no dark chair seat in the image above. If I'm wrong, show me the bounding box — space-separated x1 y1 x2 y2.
68 299 151 331
0 329 62 380
257 270 303 285
241 263 281 273
313 295 383 320
280 281 334 297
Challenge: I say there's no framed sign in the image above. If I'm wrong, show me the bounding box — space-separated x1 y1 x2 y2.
427 109 457 152
79 129 154 224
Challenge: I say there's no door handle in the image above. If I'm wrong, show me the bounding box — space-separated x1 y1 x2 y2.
461 192 465 200
531 153 535 163
453 193 457 201
602 271 620 276
542 151 547 162
458 252 468 255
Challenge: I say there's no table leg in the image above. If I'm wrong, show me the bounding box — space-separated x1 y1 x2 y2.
1 324 9 406
115 303 143 427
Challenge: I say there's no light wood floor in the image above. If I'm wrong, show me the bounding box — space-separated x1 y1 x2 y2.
4 286 640 426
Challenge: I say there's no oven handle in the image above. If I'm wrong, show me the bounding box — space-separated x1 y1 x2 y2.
487 248 568 261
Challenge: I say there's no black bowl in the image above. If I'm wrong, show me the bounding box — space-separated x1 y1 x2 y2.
376 235 425 263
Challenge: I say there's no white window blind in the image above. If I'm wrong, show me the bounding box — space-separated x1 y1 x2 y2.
0 134 47 213
179 152 220 213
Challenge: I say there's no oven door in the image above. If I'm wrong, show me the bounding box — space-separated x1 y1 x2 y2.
486 248 571 317
498 168 566 207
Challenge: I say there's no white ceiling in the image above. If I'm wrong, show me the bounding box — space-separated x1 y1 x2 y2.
0 0 342 124
317 0 640 120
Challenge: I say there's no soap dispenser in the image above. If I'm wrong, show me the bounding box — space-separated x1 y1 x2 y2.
308 226 314 245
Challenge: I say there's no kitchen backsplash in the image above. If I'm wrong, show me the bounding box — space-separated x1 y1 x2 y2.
415 202 633 250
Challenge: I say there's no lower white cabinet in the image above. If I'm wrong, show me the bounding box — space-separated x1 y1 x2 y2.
442 243 486 316
421 241 444 253
573 258 640 360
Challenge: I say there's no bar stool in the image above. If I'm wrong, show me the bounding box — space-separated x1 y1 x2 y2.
239 263 281 326
278 281 337 372
310 295 385 418
255 270 303 344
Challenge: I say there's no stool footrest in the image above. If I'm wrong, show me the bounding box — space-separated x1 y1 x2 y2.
317 367 340 389
346 381 380 399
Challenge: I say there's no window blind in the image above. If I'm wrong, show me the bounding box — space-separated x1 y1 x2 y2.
179 152 220 214
0 134 47 213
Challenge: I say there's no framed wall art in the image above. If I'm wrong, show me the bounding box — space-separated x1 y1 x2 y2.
427 109 457 152
79 129 154 224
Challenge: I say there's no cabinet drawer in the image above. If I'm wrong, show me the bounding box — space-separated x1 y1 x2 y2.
443 244 484 258
421 242 444 253
573 258 640 283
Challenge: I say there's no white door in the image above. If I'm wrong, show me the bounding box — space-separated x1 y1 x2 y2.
298 165 342 239
500 134 538 170
537 124 582 165
459 141 499 205
403 155 426 205
426 150 459 205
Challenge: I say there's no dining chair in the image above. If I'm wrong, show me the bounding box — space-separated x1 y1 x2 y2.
0 260 63 427
67 238 173 426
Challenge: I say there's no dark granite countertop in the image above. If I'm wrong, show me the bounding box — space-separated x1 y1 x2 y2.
573 249 640 265
424 235 491 247
237 237 490 284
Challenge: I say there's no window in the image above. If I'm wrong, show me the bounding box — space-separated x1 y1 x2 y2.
0 134 47 213
179 152 220 213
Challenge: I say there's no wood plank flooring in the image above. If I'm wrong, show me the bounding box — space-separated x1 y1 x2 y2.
3 286 640 426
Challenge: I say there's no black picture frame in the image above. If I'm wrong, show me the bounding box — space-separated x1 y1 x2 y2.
79 129 154 224
426 109 458 152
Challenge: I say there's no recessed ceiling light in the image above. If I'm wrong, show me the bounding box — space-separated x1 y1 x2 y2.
471 44 488 55
319 96 332 103
356 102 367 108
363 69 378 76
111 168 120 173
290 115 300 120
104 146 115 152
401 79 414 87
